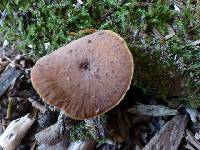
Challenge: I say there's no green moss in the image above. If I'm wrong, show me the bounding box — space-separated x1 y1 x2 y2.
69 121 92 141
69 115 107 142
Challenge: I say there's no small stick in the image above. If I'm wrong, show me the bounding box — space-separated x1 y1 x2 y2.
6 97 14 119
28 98 46 113
187 25 200 33
30 142 36 150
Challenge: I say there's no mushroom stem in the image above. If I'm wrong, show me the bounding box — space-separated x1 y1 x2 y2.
57 111 68 135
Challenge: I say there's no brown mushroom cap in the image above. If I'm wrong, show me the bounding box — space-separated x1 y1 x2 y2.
31 30 134 120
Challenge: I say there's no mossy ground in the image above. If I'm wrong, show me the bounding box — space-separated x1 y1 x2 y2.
0 0 200 139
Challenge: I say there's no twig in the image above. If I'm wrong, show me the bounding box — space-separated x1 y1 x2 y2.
164 24 176 40
30 142 36 150
0 10 7 27
133 2 154 7
3 56 24 70
152 27 165 42
28 98 46 113
6 97 14 119
187 25 200 33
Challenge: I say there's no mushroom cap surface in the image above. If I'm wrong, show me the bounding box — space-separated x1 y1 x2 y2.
31 30 134 120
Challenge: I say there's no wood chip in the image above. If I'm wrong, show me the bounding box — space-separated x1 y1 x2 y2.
190 40 200 46
35 123 68 145
0 66 22 97
143 114 188 150
186 108 198 123
0 114 35 150
127 104 177 116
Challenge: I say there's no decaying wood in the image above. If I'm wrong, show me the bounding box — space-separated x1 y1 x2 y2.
0 114 35 150
35 123 68 145
186 129 200 149
0 66 22 97
67 139 96 150
143 114 188 150
127 104 177 116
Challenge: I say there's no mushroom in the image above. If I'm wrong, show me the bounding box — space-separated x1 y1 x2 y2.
31 30 134 120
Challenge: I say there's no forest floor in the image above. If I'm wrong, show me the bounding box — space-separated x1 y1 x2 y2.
0 1 200 150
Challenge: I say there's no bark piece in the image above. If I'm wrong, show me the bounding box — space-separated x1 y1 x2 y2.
67 140 96 150
35 123 68 145
190 40 200 46
143 114 188 150
186 108 198 123
0 66 22 97
127 104 177 116
0 114 35 150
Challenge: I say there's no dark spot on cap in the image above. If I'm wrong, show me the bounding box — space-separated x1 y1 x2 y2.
79 59 90 71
